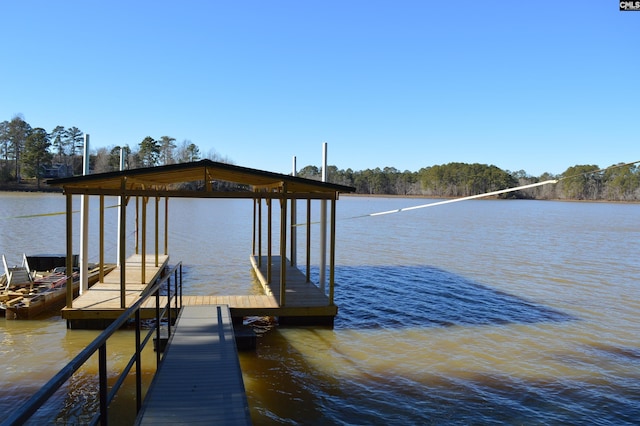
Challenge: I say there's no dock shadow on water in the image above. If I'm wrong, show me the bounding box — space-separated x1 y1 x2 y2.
240 264 639 425
331 264 574 330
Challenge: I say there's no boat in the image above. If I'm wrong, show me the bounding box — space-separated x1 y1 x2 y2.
1 254 115 319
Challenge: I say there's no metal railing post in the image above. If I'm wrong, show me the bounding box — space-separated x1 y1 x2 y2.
135 310 142 413
3 262 182 425
155 288 161 367
99 344 108 426
167 276 172 339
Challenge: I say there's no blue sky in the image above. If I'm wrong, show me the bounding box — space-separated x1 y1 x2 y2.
1 1 638 177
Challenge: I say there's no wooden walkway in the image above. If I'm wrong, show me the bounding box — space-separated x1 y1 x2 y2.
61 254 169 324
135 305 252 425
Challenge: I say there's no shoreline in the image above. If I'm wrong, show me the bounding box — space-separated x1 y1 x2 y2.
0 181 61 193
1 184 636 204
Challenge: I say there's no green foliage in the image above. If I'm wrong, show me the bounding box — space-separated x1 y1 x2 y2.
186 143 200 162
559 165 601 200
22 128 52 187
159 136 177 165
138 136 161 167
417 163 518 197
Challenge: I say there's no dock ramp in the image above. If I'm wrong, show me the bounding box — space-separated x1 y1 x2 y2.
136 304 252 425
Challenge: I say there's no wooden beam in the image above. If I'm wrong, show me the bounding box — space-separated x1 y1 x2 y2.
58 188 340 200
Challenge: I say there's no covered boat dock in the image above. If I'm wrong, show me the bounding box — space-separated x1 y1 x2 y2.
47 159 354 328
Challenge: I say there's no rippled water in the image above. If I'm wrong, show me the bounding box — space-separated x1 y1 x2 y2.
1 193 639 424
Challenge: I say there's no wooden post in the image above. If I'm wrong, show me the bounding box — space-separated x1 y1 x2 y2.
252 197 256 256
116 147 125 267
258 197 262 267
120 179 127 309
79 134 90 294
306 198 311 282
279 189 287 307
319 142 328 292
267 197 272 284
329 196 337 305
135 196 139 254
290 156 297 266
164 197 169 255
99 195 105 283
142 196 147 283
65 192 73 309
155 196 159 267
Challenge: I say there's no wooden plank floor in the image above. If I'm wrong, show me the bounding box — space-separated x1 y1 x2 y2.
136 305 252 425
61 254 169 320
250 255 331 307
141 256 337 320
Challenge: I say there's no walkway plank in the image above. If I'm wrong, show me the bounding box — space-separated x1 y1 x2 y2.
136 305 252 425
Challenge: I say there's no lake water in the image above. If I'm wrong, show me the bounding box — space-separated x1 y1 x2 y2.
1 192 639 424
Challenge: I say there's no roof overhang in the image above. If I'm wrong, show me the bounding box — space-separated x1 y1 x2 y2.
46 159 354 199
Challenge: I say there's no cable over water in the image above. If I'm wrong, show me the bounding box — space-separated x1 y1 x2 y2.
366 180 558 218
294 159 640 225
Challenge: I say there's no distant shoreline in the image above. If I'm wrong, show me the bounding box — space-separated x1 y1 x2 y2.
0 181 61 193
1 183 637 204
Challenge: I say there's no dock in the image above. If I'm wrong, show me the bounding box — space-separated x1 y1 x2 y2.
135 304 252 425
62 253 336 328
61 254 169 328
141 255 336 324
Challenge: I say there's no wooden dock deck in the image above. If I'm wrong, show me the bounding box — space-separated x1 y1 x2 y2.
61 254 169 326
62 253 336 327
136 304 252 425
149 256 337 323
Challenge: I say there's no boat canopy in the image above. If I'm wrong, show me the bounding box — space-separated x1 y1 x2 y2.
46 159 354 198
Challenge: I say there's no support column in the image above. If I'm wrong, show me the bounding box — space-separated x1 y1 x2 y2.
252 198 257 256
99 195 105 283
319 142 328 292
65 192 74 308
164 197 169 255
142 196 147 283
155 196 159 267
306 198 311 282
119 179 127 309
267 197 272 284
290 156 297 266
329 196 337 305
116 147 125 267
258 197 262 267
135 197 139 255
279 190 287 307
79 133 90 294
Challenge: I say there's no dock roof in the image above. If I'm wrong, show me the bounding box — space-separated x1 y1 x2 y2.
47 159 354 198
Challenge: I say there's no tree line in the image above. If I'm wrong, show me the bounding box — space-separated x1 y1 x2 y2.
1 115 638 200
0 115 227 188
296 162 640 201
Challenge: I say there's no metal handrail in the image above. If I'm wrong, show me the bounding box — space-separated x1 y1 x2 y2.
1 262 183 426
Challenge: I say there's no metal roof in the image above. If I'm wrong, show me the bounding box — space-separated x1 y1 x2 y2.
46 159 354 197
